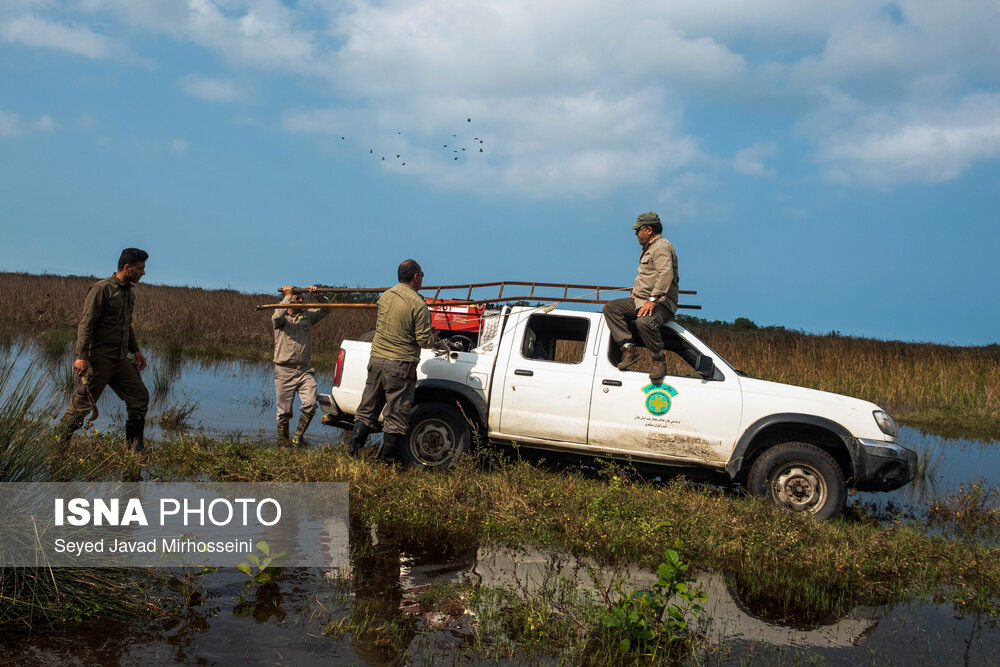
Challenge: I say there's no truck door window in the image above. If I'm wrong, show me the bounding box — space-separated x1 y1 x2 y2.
521 314 589 364
608 328 703 378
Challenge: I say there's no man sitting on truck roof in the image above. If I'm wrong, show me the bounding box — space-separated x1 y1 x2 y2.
602 211 680 383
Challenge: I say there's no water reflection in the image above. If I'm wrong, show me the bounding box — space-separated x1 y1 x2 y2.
3 519 1000 665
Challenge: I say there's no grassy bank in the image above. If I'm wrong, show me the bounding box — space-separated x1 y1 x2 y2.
59 433 1000 623
0 350 156 628
3 271 998 438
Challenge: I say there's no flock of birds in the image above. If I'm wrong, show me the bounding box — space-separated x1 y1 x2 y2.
343 118 486 167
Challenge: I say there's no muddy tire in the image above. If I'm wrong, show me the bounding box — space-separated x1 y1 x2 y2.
404 402 469 470
747 442 846 520
358 329 376 342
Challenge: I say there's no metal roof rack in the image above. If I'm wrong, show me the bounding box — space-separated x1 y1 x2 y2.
255 281 699 311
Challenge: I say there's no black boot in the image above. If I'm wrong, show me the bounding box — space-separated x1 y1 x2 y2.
348 422 371 455
54 414 83 446
381 433 406 463
277 420 290 444
125 418 145 453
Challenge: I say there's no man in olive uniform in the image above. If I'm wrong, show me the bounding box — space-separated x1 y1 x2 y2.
603 212 680 382
348 259 433 462
56 248 150 450
272 284 331 445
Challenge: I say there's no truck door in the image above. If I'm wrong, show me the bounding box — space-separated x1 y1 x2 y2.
588 321 742 464
496 312 595 444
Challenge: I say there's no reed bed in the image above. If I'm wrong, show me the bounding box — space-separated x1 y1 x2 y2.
0 272 375 369
686 324 1000 436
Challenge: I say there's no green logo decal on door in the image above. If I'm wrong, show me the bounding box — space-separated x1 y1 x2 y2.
642 383 678 416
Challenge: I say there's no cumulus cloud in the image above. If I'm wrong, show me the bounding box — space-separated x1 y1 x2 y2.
78 0 322 74
0 14 114 58
0 110 56 138
180 75 244 103
804 92 1000 184
287 90 699 198
13 0 1000 194
733 143 778 177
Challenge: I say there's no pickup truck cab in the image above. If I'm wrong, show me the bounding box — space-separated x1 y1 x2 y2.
320 307 916 519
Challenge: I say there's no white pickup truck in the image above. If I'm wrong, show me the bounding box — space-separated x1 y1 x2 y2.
319 306 916 519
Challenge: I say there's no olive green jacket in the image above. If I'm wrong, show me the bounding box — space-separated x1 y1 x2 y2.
632 235 679 315
75 275 139 362
370 283 433 363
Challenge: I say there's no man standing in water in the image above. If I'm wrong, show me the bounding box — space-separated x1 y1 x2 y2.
272 284 331 445
348 259 433 462
56 248 150 451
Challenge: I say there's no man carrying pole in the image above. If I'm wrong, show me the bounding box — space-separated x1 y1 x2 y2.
272 285 331 445
348 259 433 462
55 247 150 451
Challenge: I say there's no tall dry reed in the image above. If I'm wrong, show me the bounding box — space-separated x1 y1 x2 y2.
691 327 1000 421
0 272 375 366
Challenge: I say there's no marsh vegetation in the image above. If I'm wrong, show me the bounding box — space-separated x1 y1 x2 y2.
3 271 1000 663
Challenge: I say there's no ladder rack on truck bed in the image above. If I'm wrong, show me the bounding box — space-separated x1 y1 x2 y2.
255 281 699 310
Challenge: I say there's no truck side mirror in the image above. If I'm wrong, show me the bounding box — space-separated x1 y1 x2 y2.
695 355 716 379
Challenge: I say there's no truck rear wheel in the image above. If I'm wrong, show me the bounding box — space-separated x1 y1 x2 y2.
404 402 469 470
747 442 846 520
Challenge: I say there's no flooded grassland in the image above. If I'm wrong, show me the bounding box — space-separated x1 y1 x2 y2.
2 272 1000 664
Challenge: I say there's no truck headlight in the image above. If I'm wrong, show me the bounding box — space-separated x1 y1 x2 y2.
873 410 898 439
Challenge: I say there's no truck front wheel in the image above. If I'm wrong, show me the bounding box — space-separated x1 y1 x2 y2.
404 402 470 470
747 442 846 520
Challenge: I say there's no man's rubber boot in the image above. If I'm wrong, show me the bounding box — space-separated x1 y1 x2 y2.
348 422 371 455
381 432 406 463
125 418 145 453
292 413 313 447
617 345 641 370
277 420 290 444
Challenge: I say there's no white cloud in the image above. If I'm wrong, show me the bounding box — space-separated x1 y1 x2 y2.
0 14 114 58
181 75 244 103
171 138 190 154
14 0 1000 193
0 111 21 138
286 90 700 198
78 0 322 74
33 114 55 131
733 143 778 177
0 109 56 138
805 92 1000 184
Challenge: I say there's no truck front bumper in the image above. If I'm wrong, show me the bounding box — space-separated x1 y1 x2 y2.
853 438 918 492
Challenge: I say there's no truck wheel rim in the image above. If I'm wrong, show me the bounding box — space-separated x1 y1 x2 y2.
411 419 454 465
772 464 827 512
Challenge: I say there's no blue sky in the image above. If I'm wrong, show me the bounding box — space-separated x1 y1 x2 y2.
1 1 998 346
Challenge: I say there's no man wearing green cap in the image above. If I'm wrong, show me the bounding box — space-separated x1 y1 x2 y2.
602 212 679 382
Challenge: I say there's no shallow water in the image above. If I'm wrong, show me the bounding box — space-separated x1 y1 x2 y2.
3 528 999 665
